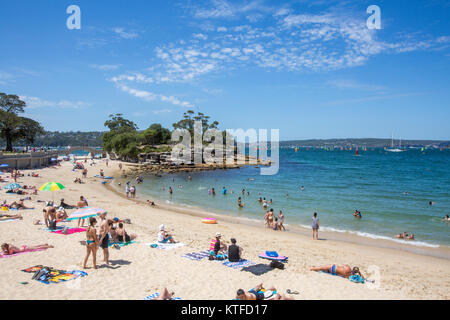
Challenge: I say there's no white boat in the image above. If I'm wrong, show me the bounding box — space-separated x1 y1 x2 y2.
386 133 405 152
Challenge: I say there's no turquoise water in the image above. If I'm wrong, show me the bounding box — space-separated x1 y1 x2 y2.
116 148 450 248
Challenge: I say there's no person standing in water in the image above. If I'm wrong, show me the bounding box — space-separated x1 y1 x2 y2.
278 210 286 231
312 212 319 240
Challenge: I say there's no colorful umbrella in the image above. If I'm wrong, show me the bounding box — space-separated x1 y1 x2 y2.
39 182 65 191
66 207 107 221
4 183 22 190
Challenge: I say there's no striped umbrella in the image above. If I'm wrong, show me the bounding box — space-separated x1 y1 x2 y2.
4 183 22 190
39 182 65 191
66 207 107 221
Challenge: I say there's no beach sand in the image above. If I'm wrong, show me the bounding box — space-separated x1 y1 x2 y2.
1 160 449 300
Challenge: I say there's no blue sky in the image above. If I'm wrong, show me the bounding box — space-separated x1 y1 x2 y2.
0 0 449 140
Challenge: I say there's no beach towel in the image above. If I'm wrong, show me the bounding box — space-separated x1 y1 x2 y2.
222 259 256 269
39 226 64 232
22 265 87 284
94 175 114 179
109 240 137 248
0 248 47 259
148 242 185 250
144 292 182 300
241 263 273 276
51 227 86 235
181 250 210 261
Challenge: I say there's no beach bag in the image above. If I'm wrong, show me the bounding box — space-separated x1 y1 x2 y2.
270 260 284 270
266 251 278 257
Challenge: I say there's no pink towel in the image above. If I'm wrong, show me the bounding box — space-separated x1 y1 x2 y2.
51 228 86 235
0 248 47 259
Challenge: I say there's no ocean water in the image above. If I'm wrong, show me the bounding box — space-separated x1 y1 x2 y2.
115 148 450 248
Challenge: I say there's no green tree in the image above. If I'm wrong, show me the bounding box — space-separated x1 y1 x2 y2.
0 93 44 151
102 113 138 153
172 110 219 142
142 123 171 145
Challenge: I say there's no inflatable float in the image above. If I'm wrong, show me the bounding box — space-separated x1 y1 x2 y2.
201 217 217 224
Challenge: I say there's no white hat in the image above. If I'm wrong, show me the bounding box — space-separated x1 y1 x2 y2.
216 232 222 237
159 224 165 231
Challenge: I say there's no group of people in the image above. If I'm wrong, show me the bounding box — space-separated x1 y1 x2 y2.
264 209 285 231
125 182 137 198
210 232 243 262
83 211 137 269
395 232 415 240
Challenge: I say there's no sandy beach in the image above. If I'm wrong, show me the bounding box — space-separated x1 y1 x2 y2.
1 160 449 300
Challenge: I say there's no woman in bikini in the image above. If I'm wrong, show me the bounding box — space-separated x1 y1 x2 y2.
1 243 53 255
310 264 363 279
83 217 99 269
116 223 137 243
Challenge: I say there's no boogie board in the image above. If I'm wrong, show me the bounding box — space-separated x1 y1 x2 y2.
258 253 288 262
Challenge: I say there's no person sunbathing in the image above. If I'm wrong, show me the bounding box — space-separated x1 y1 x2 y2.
1 243 53 255
236 283 292 300
0 213 23 220
56 207 68 220
116 223 137 243
15 189 28 195
310 264 364 279
10 200 33 210
154 288 177 300
59 198 76 209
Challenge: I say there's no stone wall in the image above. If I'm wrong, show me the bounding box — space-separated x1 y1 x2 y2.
0 151 59 170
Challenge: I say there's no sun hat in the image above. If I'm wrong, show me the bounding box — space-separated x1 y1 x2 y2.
216 232 222 237
159 224 165 231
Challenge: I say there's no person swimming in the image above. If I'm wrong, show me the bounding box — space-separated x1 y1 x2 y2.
353 210 362 218
237 197 244 208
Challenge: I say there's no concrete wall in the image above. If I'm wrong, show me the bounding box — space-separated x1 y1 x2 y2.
0 151 59 170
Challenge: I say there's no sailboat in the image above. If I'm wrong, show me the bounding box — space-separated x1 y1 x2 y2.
386 133 405 152
355 147 359 156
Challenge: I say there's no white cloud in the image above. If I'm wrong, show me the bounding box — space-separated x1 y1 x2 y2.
153 109 172 114
20 96 91 109
114 83 193 108
90 64 120 71
327 79 387 92
113 27 139 39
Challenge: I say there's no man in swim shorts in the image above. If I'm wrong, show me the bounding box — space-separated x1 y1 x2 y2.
98 212 110 265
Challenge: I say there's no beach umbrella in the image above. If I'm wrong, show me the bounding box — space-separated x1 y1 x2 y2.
39 182 65 191
66 207 107 221
4 183 22 190
39 182 65 202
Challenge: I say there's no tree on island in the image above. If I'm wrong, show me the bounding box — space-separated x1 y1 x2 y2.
172 110 219 138
102 113 172 161
0 93 44 151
